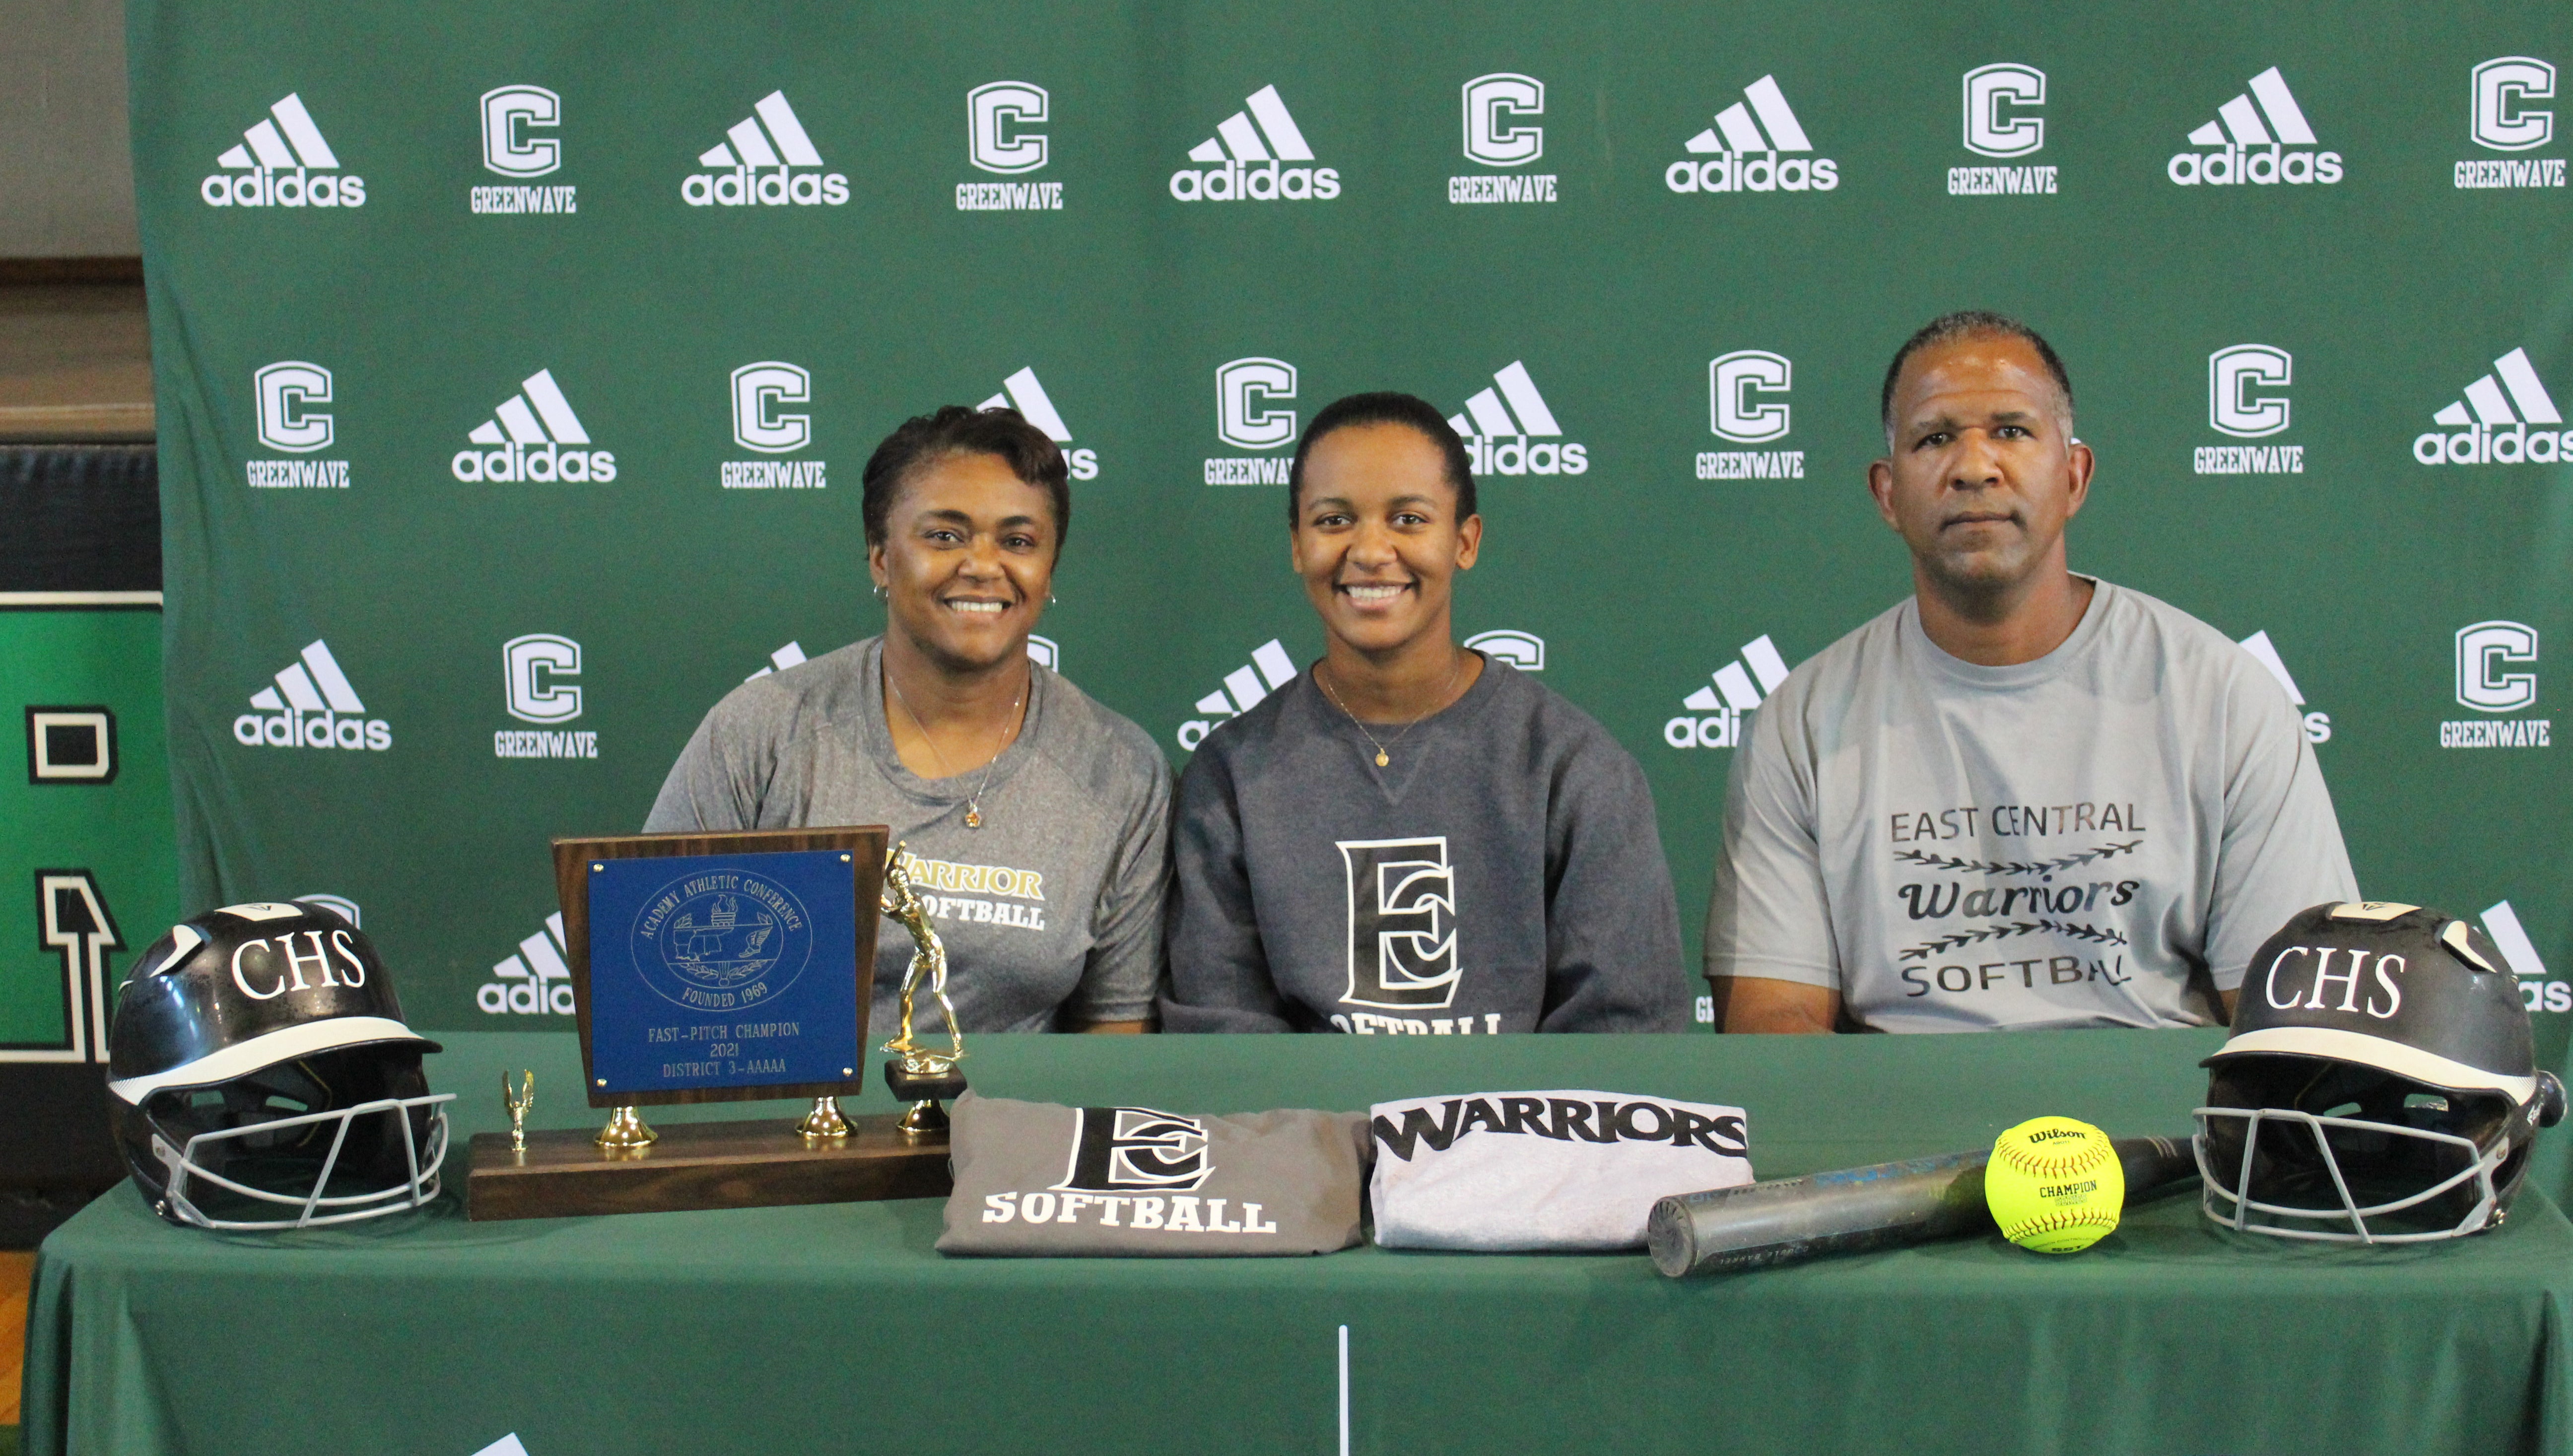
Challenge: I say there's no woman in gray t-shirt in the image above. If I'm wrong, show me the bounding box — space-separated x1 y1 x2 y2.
645 405 1170 1034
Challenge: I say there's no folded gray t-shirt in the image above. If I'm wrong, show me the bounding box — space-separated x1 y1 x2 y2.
938 1092 1367 1256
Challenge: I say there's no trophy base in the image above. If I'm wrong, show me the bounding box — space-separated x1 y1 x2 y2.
883 1061 967 1141
466 1114 949 1221
796 1096 852 1140
883 1060 968 1105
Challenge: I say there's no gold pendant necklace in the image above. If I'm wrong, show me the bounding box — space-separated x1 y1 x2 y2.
1318 651 1466 769
886 663 1025 829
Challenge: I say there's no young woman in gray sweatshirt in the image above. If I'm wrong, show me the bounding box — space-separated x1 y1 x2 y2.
1161 393 1688 1034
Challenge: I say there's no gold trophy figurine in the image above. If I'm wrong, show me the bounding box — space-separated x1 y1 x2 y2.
502 1070 534 1154
878 845 966 1137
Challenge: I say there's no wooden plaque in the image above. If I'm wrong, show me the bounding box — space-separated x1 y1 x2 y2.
464 1116 950 1221
552 827 888 1109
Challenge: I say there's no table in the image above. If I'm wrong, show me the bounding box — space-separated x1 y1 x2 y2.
24 1030 2573 1455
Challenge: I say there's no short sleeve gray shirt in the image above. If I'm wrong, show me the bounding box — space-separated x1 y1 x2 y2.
644 638 1173 1032
1705 581 2358 1032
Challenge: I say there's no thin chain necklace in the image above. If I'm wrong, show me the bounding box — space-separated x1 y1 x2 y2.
885 662 1026 829
1317 650 1467 768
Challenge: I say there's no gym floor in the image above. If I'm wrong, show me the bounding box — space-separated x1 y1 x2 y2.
2 1247 29 1452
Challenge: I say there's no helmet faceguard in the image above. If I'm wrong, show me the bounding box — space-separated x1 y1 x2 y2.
2194 1054 2546 1243
124 1043 454 1230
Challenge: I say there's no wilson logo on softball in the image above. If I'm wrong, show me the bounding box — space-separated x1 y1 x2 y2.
1450 73 1555 204
1339 837 1461 1011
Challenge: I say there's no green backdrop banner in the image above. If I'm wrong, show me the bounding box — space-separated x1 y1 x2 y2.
131 0 2573 1042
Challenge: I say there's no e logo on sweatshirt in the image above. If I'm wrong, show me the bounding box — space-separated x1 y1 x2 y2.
1339 837 1461 1010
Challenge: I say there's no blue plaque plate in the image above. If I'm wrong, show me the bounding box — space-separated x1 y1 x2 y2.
583 849 863 1097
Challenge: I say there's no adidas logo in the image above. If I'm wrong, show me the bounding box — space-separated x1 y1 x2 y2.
1450 73 1556 204
2167 67 2343 187
248 361 351 490
1666 75 1840 194
1169 85 1340 202
1205 356 1298 484
1176 639 1298 750
1664 635 1790 749
681 91 850 207
2482 902 2559 1011
230 640 391 751
2414 347 2568 466
1698 350 1804 480
450 369 617 482
959 81 1062 210
979 367 1098 479
1951 64 2057 197
478 911 574 1016
201 93 365 208
2194 344 2302 475
1463 629 1543 671
473 84 576 216
2460 58 2565 188
724 362 826 490
746 641 808 681
1444 362 1587 476
2235 630 2331 744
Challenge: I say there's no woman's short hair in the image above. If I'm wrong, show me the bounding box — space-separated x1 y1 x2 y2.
861 404 1072 551
1286 392 1478 525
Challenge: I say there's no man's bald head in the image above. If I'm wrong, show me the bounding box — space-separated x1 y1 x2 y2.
1881 311 2074 442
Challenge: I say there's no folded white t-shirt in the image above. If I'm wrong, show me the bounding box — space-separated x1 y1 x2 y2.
1368 1089 1753 1252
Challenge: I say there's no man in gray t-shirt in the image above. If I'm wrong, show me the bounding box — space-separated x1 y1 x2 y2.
1707 313 2357 1033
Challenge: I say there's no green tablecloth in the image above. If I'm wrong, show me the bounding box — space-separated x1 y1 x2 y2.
25 1030 2573 1456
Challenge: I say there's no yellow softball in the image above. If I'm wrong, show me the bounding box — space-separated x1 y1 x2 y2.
1985 1116 2125 1253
